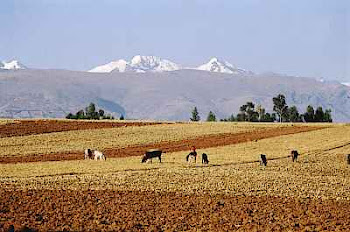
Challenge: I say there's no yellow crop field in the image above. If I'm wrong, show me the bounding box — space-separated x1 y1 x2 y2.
1 124 349 200
0 122 302 158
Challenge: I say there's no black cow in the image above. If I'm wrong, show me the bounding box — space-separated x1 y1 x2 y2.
186 151 197 163
291 150 299 162
260 154 267 166
84 149 94 160
142 149 163 163
202 153 209 164
347 154 350 165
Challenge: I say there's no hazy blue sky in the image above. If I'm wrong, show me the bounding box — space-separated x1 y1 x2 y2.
1 0 349 81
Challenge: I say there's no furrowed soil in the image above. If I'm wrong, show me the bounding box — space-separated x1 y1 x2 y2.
0 125 323 164
0 120 165 138
1 190 349 232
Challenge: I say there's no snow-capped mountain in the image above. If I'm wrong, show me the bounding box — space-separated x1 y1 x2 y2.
89 55 180 73
197 57 251 75
89 59 130 73
130 55 180 72
0 60 26 70
342 82 350 87
89 55 253 75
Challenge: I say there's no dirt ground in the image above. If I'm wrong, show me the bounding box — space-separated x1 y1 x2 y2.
0 125 323 164
0 189 349 231
0 120 165 138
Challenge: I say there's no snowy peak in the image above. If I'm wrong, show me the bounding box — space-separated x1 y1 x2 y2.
1 60 27 70
130 55 180 72
197 57 250 75
89 59 129 73
89 55 180 73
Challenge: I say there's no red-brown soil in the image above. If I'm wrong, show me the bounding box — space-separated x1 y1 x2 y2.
0 126 324 164
0 120 166 138
0 189 349 231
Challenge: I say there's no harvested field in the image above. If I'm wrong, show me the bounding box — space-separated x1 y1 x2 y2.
0 120 349 231
0 125 323 163
1 190 349 232
0 122 271 158
2 125 349 200
0 119 165 138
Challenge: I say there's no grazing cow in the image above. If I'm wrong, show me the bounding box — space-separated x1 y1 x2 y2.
202 153 209 164
142 149 163 163
93 150 106 161
260 154 267 166
347 154 350 165
186 146 197 163
84 149 94 160
291 150 299 162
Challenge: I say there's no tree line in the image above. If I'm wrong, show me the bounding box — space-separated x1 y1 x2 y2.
66 103 124 120
191 94 332 122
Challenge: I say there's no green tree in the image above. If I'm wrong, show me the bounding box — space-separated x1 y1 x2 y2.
273 94 288 122
119 114 125 120
190 107 200 121
66 113 74 119
288 106 301 122
303 105 315 122
314 107 325 122
239 102 258 122
86 103 97 119
76 110 85 119
260 112 275 122
206 111 217 121
324 109 332 122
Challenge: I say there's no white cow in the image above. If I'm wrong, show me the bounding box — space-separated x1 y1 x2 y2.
94 150 106 161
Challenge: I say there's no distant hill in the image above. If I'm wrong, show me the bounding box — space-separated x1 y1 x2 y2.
0 69 349 121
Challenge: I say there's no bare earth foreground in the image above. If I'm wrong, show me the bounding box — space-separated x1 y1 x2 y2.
1 190 349 231
0 120 349 231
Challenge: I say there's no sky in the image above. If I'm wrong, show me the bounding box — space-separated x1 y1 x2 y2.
1 0 349 81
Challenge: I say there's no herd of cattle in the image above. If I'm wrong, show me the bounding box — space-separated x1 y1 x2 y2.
84 147 306 165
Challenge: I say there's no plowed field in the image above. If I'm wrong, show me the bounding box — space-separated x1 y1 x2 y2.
0 120 165 138
0 125 322 163
1 190 349 231
1 120 349 231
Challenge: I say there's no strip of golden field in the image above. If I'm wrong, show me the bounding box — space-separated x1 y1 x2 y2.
1 124 349 200
0 122 306 157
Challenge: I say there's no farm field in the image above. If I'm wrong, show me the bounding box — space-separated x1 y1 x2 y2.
0 120 349 231
0 119 166 138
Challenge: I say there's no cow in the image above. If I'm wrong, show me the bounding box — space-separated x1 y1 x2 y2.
186 146 197 163
291 150 299 162
142 149 163 163
84 149 94 160
347 154 350 165
260 154 267 166
94 150 106 161
202 153 209 164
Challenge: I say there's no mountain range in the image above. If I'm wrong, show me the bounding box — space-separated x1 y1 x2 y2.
88 55 251 75
0 56 349 122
